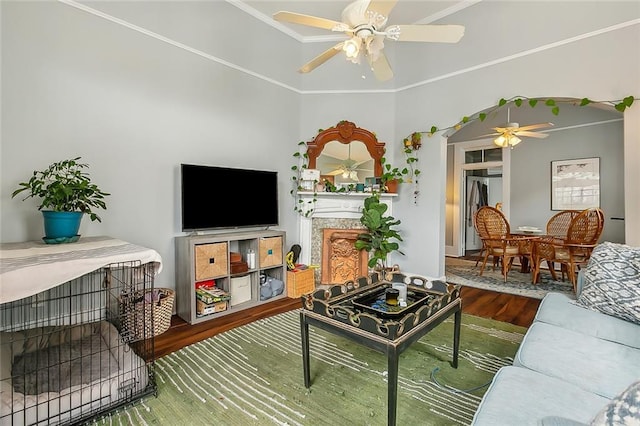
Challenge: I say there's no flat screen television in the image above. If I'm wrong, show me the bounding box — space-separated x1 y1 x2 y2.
181 164 279 231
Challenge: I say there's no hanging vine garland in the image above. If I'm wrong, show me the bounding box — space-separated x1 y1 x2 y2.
400 95 637 204
417 95 636 138
402 132 421 205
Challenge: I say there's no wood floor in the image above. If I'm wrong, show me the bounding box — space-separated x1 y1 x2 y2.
153 287 540 359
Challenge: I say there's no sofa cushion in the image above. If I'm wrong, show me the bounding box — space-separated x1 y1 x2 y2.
539 416 588 426
576 242 640 325
514 322 640 399
471 366 608 426
590 379 640 426
534 293 640 349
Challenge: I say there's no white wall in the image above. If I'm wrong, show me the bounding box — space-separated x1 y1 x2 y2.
0 1 302 288
394 23 640 278
510 121 625 243
625 106 640 246
298 93 396 150
2 1 638 290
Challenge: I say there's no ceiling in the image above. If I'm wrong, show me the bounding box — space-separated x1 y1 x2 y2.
243 1 471 39
236 0 629 134
235 1 638 87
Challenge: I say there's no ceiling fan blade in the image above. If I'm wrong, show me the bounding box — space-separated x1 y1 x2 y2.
299 42 344 74
517 122 554 131
366 0 398 19
327 169 344 176
353 159 371 168
392 24 465 43
515 131 550 139
492 125 520 133
368 51 393 81
273 11 345 31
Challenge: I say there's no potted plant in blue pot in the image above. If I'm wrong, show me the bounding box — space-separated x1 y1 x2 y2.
12 157 110 243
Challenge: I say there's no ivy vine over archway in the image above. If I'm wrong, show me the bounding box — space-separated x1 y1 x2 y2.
413 95 636 139
397 95 636 204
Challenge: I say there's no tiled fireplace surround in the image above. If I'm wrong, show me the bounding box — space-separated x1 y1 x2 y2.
297 192 395 285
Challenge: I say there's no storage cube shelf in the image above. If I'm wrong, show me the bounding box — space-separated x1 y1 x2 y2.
175 230 286 324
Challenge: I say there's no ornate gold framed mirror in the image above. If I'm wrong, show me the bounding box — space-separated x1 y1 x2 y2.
307 121 386 184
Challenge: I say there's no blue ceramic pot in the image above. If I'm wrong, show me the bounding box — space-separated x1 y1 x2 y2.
42 211 83 240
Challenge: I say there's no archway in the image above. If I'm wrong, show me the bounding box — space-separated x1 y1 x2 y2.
445 99 624 257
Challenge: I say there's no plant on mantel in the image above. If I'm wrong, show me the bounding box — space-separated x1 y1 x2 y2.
379 155 409 191
290 140 317 217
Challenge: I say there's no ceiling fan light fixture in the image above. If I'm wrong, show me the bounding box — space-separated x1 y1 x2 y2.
343 38 361 59
275 0 465 81
494 133 521 148
509 135 522 146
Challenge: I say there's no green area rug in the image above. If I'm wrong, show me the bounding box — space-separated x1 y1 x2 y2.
446 259 574 299
99 310 526 425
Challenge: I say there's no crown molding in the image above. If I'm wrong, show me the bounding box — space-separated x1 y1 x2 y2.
415 0 482 25
225 0 304 42
396 18 640 93
57 0 639 96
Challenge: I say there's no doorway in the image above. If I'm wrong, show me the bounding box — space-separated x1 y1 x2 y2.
464 169 503 255
445 140 510 258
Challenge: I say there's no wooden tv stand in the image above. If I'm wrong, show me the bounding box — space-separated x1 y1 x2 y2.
174 229 287 324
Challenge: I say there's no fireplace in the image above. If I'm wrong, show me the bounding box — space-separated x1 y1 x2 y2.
321 228 369 285
296 192 396 286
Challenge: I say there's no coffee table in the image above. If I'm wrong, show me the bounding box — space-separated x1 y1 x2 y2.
299 271 462 426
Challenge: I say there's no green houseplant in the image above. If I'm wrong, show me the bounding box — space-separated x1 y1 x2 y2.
380 156 409 193
355 193 404 270
12 157 110 241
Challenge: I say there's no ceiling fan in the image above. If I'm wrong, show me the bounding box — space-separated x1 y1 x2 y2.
325 145 372 180
484 108 555 148
273 0 465 81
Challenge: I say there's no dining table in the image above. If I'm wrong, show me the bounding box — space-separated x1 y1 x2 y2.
510 227 547 273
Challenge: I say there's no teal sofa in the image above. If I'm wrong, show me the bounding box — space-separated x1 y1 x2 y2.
472 242 640 425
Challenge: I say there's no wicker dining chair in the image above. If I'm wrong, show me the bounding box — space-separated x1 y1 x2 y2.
474 206 534 282
546 210 581 240
532 208 605 292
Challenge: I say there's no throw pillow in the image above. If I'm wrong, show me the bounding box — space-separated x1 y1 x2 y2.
590 379 640 425
576 241 640 324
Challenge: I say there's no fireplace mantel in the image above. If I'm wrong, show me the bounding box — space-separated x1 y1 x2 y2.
297 192 396 266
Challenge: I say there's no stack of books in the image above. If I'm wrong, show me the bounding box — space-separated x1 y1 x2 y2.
196 286 231 316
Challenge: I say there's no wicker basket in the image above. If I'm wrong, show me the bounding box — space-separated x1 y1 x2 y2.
259 236 283 267
122 288 175 341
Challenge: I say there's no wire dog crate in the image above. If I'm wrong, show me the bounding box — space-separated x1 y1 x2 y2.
0 261 158 426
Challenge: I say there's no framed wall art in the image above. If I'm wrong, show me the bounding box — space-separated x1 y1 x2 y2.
551 157 600 210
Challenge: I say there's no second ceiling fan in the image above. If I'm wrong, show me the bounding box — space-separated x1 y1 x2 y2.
484 108 555 148
273 0 465 81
